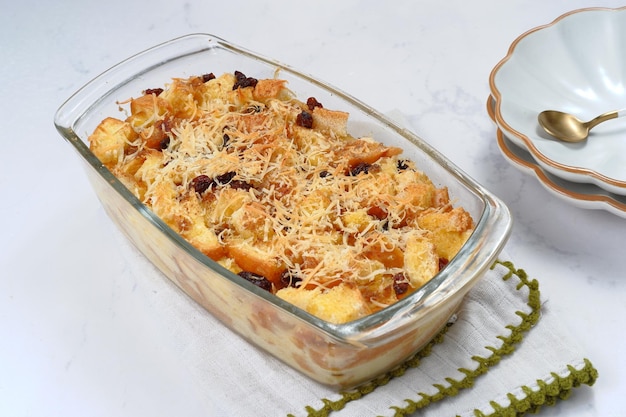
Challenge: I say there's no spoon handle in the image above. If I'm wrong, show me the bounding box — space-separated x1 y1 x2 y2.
587 109 623 129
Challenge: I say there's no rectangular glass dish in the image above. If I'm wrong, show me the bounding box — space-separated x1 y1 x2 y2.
54 34 512 389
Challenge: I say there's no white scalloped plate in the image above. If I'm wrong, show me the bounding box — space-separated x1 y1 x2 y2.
489 6 626 196
487 96 626 218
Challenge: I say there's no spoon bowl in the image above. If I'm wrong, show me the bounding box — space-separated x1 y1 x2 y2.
538 109 624 142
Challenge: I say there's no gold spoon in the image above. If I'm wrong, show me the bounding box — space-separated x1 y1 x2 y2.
537 109 625 142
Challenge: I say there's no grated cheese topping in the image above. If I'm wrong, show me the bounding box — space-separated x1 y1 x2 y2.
88 71 474 323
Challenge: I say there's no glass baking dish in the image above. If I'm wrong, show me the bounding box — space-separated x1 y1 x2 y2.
54 33 512 389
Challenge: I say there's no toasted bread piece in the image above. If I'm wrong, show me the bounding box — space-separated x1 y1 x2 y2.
418 207 474 261
277 283 371 324
227 240 284 286
404 233 439 288
89 118 135 167
312 107 349 136
253 79 289 101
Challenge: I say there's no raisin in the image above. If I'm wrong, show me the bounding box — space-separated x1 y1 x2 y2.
159 137 170 150
296 111 313 128
233 70 258 90
439 258 449 270
222 133 231 147
202 73 216 82
393 273 409 296
229 180 254 191
238 271 272 292
397 160 410 170
234 70 246 82
306 97 323 111
215 171 236 185
190 175 214 194
280 270 302 288
319 170 331 178
349 162 371 176
144 88 163 96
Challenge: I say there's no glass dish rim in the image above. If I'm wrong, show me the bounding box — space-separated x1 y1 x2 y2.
54 33 512 344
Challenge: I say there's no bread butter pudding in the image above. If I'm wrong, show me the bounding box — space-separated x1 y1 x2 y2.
89 70 474 323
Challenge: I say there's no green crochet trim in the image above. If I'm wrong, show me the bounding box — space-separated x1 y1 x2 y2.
471 357 598 417
288 260 598 417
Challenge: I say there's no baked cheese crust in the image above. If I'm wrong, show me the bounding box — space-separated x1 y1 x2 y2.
89 71 474 323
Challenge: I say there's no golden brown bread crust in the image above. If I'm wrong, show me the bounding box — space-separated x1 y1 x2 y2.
88 71 474 323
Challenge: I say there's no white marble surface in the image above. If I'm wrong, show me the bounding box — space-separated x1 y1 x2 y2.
1 1 624 416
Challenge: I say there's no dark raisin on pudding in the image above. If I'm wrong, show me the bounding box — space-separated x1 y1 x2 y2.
280 270 303 288
215 171 237 185
233 70 258 90
349 162 371 176
190 175 214 194
306 97 323 111
296 111 314 128
202 73 216 82
144 88 164 96
392 273 409 296
238 271 272 292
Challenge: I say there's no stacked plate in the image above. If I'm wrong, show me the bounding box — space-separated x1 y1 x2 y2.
488 6 626 218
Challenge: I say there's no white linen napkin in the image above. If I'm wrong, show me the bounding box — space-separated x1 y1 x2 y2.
108 224 597 417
